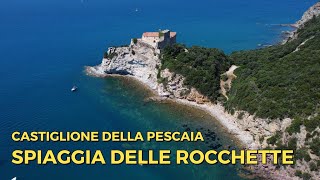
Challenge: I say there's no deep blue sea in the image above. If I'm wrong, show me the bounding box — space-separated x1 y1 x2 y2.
0 0 317 179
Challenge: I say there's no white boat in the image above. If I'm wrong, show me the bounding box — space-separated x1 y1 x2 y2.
71 86 77 92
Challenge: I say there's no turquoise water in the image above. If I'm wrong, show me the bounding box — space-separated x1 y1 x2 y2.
0 0 317 179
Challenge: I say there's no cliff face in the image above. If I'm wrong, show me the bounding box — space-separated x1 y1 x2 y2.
87 40 210 102
295 2 320 28
284 2 320 43
101 41 160 90
87 44 152 92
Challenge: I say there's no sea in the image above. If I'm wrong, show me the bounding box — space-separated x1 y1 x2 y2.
0 0 317 179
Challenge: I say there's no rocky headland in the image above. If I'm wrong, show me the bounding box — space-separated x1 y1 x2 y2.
85 41 291 179
86 3 320 179
283 2 320 43
86 39 261 149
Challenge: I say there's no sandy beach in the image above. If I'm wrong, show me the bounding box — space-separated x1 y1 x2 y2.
85 65 257 149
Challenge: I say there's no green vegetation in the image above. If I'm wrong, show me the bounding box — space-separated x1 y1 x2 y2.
294 170 302 177
301 172 311 180
287 137 298 150
309 137 320 156
103 52 108 59
309 161 318 171
160 16 320 124
133 38 138 44
286 118 303 135
267 131 281 145
230 108 235 115
304 116 320 132
161 44 232 101
294 170 312 180
104 52 118 59
295 148 311 161
285 116 320 136
158 17 320 175
159 31 164 37
237 112 245 120
224 16 320 120
157 76 167 85
306 132 313 140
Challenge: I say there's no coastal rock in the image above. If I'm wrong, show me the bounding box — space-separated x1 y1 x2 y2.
89 40 161 91
295 2 320 28
284 2 320 43
268 122 280 133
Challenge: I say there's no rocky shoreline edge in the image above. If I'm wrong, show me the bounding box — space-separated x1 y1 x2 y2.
85 65 253 148
85 63 292 180
282 2 320 44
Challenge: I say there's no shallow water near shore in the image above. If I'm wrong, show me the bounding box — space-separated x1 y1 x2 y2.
0 0 318 179
2 75 245 180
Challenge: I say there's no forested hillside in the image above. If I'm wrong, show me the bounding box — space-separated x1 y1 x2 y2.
161 16 320 120
160 16 320 176
161 45 232 101
226 16 320 120
226 16 320 175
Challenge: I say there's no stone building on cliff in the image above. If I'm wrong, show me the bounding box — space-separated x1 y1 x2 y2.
140 29 177 49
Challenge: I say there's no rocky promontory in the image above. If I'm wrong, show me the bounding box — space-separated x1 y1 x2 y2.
86 37 260 148
86 39 296 179
284 2 320 43
295 2 320 28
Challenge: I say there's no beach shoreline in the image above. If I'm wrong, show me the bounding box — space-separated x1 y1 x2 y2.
85 65 256 149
